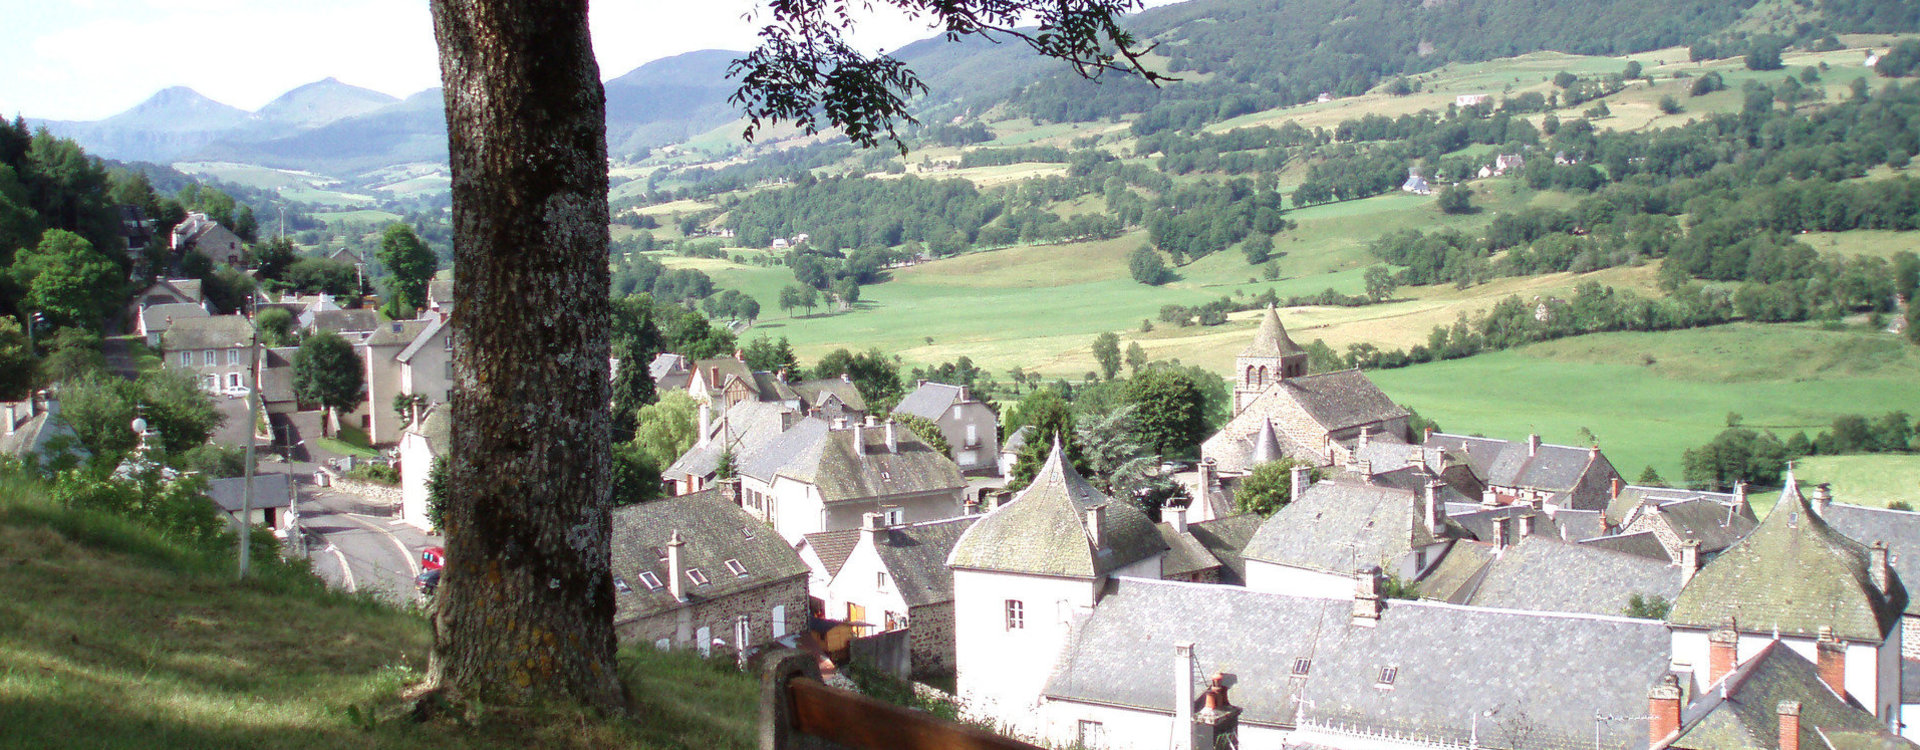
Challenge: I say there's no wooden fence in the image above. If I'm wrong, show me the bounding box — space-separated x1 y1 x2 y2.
759 650 1042 750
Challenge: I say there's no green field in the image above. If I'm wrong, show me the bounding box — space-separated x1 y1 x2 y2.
1797 454 1920 508
1369 324 1920 483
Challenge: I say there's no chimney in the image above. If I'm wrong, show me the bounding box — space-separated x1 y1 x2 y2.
1589 444 1599 461
709 366 720 386
780 410 798 432
1518 512 1536 538
1680 540 1701 587
1493 516 1510 550
1812 483 1833 512
667 531 687 602
863 413 877 427
1351 567 1383 625
958 386 969 403
1192 673 1241 750
1198 458 1216 494
884 420 898 453
1816 626 1847 702
1777 701 1802 750
719 477 741 508
1648 674 1683 747
733 348 744 361
862 512 885 548
1289 465 1309 501
1481 489 1499 509
2 403 14 436
1708 620 1739 685
1173 644 1196 750
963 497 980 515
853 423 866 456
1872 542 1892 594
840 372 852 384
1086 504 1107 550
1423 426 1435 441
1527 433 1540 457
1358 426 1372 452
698 402 713 443
1610 477 1621 499
1168 504 1189 534
1735 481 1749 508
1410 446 1427 473
1424 479 1444 534
1350 459 1372 478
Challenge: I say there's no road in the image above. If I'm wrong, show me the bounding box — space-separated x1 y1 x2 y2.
279 460 441 604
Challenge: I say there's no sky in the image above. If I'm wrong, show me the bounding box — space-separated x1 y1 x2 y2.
0 0 967 121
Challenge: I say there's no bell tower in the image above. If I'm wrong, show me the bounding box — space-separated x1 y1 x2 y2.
1234 306 1307 415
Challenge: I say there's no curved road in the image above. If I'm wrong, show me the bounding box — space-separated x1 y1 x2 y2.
296 485 440 604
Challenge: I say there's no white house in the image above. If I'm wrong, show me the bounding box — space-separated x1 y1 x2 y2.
397 406 448 531
1241 475 1462 597
737 416 966 543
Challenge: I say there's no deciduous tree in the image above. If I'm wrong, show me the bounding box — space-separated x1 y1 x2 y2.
293 330 364 435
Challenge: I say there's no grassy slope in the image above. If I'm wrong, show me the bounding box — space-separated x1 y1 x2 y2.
1797 454 1920 508
0 482 757 750
1368 324 1920 486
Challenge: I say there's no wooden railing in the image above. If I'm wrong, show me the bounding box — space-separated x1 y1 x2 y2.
759 650 1043 750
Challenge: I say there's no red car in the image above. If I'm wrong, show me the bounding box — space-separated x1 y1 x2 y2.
416 547 446 596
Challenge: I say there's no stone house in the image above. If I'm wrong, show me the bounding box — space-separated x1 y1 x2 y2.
1819 497 1920 661
170 212 244 266
738 416 966 543
1652 638 1909 749
1613 484 1759 560
609 485 810 656
137 301 211 348
948 442 1167 736
1155 506 1261 585
816 514 978 679
349 317 451 444
1241 475 1465 598
131 277 203 310
891 381 999 474
667 399 798 496
0 395 87 468
1425 432 1623 512
159 315 255 393
206 473 294 534
1416 532 1686 617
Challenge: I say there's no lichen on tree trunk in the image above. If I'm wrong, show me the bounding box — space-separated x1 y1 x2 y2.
426 0 625 711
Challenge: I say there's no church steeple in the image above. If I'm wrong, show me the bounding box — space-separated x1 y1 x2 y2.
1234 306 1308 415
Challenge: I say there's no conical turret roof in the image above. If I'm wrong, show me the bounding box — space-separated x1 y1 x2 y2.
948 437 1166 578
1240 305 1305 358
1669 470 1906 641
1250 419 1283 464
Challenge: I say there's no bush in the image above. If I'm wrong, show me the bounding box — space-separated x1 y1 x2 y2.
345 463 400 485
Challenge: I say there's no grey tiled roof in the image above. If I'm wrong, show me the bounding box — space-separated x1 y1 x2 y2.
364 318 431 347
609 490 806 625
1156 524 1225 578
1204 415 1322 475
1001 425 1034 455
1580 531 1672 563
1461 536 1685 617
649 353 688 381
802 529 862 578
258 347 299 403
1446 505 1559 543
752 372 798 402
303 308 381 334
1605 484 1743 527
1272 370 1408 435
1187 513 1262 584
1416 541 1497 603
668 400 794 480
1426 433 1601 495
160 315 253 351
0 401 87 464
426 279 454 308
1243 478 1460 574
206 473 294 512
948 443 1165 578
872 516 978 607
688 358 755 396
742 418 964 503
892 382 965 421
410 405 450 452
1553 509 1607 541
740 417 830 483
1043 578 1672 748
1669 478 1906 642
139 302 208 333
794 378 866 413
1670 640 1901 749
1641 496 1757 554
1239 306 1305 357
1822 502 1920 616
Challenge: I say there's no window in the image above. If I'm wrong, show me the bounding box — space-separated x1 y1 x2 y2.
1077 720 1104 747
882 507 904 526
876 571 889 590
725 559 747 577
652 546 667 562
203 350 216 366
687 568 709 586
638 571 662 590
227 372 241 389
696 626 712 657
965 423 979 448
1005 600 1024 630
1292 658 1312 676
613 576 633 594
227 348 240 366
742 526 755 540
771 605 787 638
1377 666 1398 686
178 352 192 367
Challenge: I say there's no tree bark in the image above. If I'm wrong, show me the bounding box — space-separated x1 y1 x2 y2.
427 0 624 710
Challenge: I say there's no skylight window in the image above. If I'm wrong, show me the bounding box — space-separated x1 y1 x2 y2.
1377 667 1398 686
638 571 662 590
1291 658 1311 676
614 576 633 594
688 568 710 586
742 526 755 540
652 546 667 562
725 559 747 577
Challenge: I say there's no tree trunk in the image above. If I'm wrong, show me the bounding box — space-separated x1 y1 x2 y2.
427 0 624 711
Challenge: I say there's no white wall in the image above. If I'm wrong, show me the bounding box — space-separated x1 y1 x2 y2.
1671 627 1898 722
1244 560 1359 599
1039 701 1294 750
954 568 1100 736
398 430 434 531
824 530 912 635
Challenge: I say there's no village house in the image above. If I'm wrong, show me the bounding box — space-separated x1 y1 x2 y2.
789 376 867 422
131 277 204 309
1417 531 1687 617
891 381 1000 474
1425 431 1624 512
1401 168 1431 195
1156 506 1261 585
1241 473 1466 597
159 315 255 394
170 212 244 266
0 394 87 468
206 473 294 535
948 442 1168 735
813 513 979 679
666 399 797 496
136 301 211 348
738 416 967 543
1817 495 1920 662
608 484 809 656
397 406 448 531
1610 483 1759 560
1653 638 1910 749
349 317 451 444
1455 93 1491 107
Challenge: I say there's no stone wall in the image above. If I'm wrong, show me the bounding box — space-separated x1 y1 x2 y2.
909 601 956 681
617 575 809 654
324 469 404 506
1903 616 1920 660
851 628 912 680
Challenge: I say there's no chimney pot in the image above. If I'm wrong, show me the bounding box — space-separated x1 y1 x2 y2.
862 512 886 547
667 531 687 602
1778 701 1802 750
1649 674 1683 747
1203 673 1230 711
1813 483 1833 512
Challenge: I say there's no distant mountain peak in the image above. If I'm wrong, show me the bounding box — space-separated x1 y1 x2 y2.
254 78 401 129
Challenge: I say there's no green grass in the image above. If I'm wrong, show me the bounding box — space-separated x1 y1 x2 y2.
0 478 760 749
1797 454 1920 508
316 425 381 458
1369 323 1920 483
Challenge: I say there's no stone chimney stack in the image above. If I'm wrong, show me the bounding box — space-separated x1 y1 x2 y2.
1527 433 1540 457
1493 516 1510 550
1350 459 1372 478
667 531 687 602
1289 465 1309 502
1681 540 1702 587
1872 542 1892 594
1648 674 1683 747
1172 643 1196 750
1410 446 1427 473
853 423 867 456
862 512 885 548
1708 619 1739 684
1086 504 1107 550
884 420 898 453
719 477 742 508
1777 701 1802 750
1424 479 1445 534
708 366 720 387
1191 672 1241 750
1481 489 1499 509
3 402 15 436
1518 512 1536 538
698 402 713 444
1168 504 1189 534
840 372 852 384
1816 626 1847 702
1813 483 1833 513
1198 459 1216 497
1351 567 1383 625
1358 427 1372 453
1735 481 1749 509
1610 477 1621 499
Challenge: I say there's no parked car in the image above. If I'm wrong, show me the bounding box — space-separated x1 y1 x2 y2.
421 547 445 571
415 568 441 596
221 384 251 399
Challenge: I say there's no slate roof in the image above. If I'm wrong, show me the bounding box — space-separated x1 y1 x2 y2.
802 528 862 578
303 308 381 334
160 315 253 351
1667 640 1904 750
668 400 794 481
1187 513 1262 584
1606 484 1743 527
1001 425 1034 456
948 442 1166 578
206 473 294 512
1043 578 1672 748
1204 415 1323 474
649 353 689 381
1415 541 1498 603
426 279 454 309
1668 477 1906 642
139 278 202 304
689 358 756 397
793 377 867 413
609 490 806 625
1554 509 1608 541
1581 531 1673 563
1426 433 1604 497
872 516 979 607
1456 535 1685 617
1242 478 1461 575
1821 502 1920 617
892 382 970 421
410 405 451 452
1639 496 1758 554
0 400 87 464
1446 505 1558 543
752 372 799 402
1156 523 1226 578
1271 371 1409 435
741 418 964 503
139 302 209 334
1240 306 1305 357
365 319 432 347
258 347 299 404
